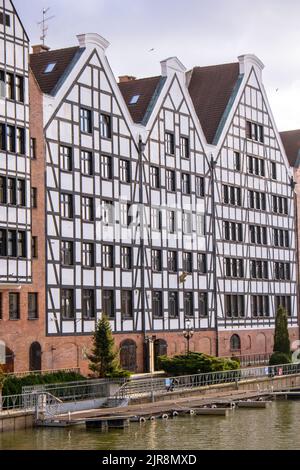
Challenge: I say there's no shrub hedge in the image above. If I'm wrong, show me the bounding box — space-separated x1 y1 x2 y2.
158 352 240 376
2 371 85 396
269 352 291 366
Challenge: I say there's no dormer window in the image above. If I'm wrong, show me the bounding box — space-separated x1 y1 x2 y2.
129 95 140 105
44 63 56 74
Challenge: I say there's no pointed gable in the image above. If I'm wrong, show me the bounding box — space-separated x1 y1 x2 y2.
188 63 241 144
280 130 300 168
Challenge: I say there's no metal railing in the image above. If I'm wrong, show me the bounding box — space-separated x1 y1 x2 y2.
221 353 272 367
115 362 300 399
0 393 35 412
3 368 81 378
22 377 126 404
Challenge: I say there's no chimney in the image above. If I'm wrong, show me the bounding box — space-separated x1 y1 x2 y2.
32 44 51 54
118 76 136 83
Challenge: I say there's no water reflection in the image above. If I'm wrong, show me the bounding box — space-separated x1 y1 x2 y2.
0 402 300 450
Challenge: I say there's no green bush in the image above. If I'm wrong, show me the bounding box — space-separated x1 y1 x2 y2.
158 352 240 377
269 352 291 366
2 371 85 396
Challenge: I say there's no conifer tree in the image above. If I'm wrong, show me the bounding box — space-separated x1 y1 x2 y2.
273 305 290 356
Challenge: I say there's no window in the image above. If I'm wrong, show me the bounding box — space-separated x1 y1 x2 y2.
152 249 162 272
0 13 11 27
183 212 192 234
83 243 94 267
234 152 241 171
17 179 25 206
184 292 194 317
196 176 205 198
272 196 288 215
249 225 267 245
246 121 264 143
273 229 289 248
28 293 38 320
0 71 5 98
103 245 113 269
0 229 6 256
121 290 133 318
17 231 26 258
100 114 112 139
230 335 241 351
120 159 130 183
32 236 38 259
151 208 161 231
197 214 206 236
121 246 132 270
9 293 20 320
167 210 176 234
0 123 5 150
15 75 24 103
248 155 265 177
81 150 93 176
153 291 163 318
165 132 175 155
7 178 16 205
183 252 193 273
275 296 292 317
82 290 95 319
7 230 17 257
180 136 189 159
223 185 241 206
82 197 94 221
166 169 176 192
6 73 14 100
60 146 72 172
16 127 25 154
251 296 269 318
61 193 73 219
182 173 191 195
101 155 113 180
7 125 15 152
61 289 74 319
168 251 177 273
225 295 245 318
120 203 131 226
150 166 160 189
198 254 207 274
249 190 266 211
103 290 114 318
129 95 140 105
62 241 73 266
0 176 6 203
80 108 92 134
169 291 178 318
31 187 37 209
274 262 291 281
101 200 114 225
250 260 268 279
30 138 37 159
44 63 56 74
199 293 208 317
225 258 244 278
271 162 277 180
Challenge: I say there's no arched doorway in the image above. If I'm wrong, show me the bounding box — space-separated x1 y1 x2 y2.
230 334 241 352
120 340 137 372
154 339 168 371
29 342 42 372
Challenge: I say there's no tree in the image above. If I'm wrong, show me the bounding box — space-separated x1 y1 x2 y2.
87 316 129 378
273 305 291 356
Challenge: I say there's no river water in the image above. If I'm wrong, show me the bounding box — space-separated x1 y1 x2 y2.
0 401 300 450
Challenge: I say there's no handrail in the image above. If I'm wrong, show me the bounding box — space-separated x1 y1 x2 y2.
3 367 81 378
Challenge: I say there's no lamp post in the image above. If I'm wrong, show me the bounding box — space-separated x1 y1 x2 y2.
183 319 194 354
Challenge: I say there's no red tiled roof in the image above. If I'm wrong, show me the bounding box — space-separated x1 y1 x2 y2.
118 76 162 124
30 46 82 95
188 63 240 144
280 130 300 167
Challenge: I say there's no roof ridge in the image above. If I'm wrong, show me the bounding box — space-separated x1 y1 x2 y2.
29 45 80 57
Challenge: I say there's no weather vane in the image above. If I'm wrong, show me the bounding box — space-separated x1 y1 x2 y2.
38 7 55 45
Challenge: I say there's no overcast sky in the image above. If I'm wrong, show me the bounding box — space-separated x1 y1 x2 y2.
14 0 300 131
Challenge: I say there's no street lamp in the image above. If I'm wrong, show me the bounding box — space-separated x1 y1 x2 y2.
183 319 194 354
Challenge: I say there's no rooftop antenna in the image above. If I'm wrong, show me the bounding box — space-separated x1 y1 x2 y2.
38 7 55 46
